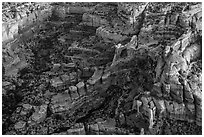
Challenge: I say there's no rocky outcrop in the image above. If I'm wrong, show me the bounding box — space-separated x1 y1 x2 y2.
2 3 52 44
30 104 48 123
87 118 131 134
81 13 109 27
148 3 202 129
2 3 53 77
67 123 86 135
96 26 128 43
2 2 202 135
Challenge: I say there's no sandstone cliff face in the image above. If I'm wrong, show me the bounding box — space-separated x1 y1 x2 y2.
2 2 202 135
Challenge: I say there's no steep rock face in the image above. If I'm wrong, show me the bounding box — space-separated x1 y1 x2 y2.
149 3 202 129
2 3 52 44
2 2 202 135
2 3 53 77
117 2 148 25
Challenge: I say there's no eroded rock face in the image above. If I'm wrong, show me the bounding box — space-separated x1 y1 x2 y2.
14 120 27 131
2 2 202 135
87 118 130 135
2 3 53 77
30 104 47 123
96 26 128 43
50 93 72 113
67 123 86 135
117 2 148 25
2 3 52 44
81 13 109 27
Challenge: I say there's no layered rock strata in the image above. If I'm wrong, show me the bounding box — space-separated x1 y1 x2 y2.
2 2 202 135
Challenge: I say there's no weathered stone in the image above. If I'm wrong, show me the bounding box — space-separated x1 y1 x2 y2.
4 56 28 77
102 70 111 81
2 2 202 135
69 72 77 82
81 13 109 27
126 113 149 130
60 74 70 82
195 104 202 126
16 107 22 114
162 83 171 98
88 123 99 132
80 67 94 79
172 101 186 121
76 82 86 96
50 77 63 87
148 109 154 129
97 119 117 134
164 100 174 116
67 6 94 14
2 81 16 90
69 86 80 100
69 85 77 92
20 104 32 116
96 26 128 43
2 23 10 43
149 101 155 109
168 74 180 84
2 22 18 42
96 75 112 94
182 3 202 31
185 103 196 122
132 99 142 111
25 12 37 27
87 67 103 85
118 112 126 125
65 89 69 94
20 26 36 41
171 31 195 54
5 130 17 135
141 105 154 129
14 121 26 130
51 93 72 104
22 104 33 110
170 83 183 103
31 104 47 123
196 117 202 127
177 57 188 71
183 80 194 103
151 82 162 97
2 88 7 95
2 81 12 87
117 2 148 25
62 62 76 68
140 128 145 135
89 131 100 135
52 132 67 135
51 63 61 72
2 53 14 66
67 123 86 135
50 102 69 113
37 7 53 22
52 6 66 19
2 5 52 44
50 93 72 113
193 90 202 105
85 83 94 93
140 96 148 106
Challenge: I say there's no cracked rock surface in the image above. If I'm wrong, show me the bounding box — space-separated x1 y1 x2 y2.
2 2 202 135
